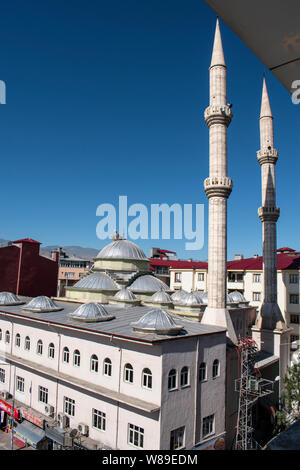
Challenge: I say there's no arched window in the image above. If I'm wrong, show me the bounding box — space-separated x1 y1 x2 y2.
142 368 152 389
212 359 220 379
25 336 30 351
15 333 21 348
48 343 55 359
180 366 189 388
37 339 43 355
168 369 177 391
73 350 80 367
103 358 112 376
5 331 10 344
124 363 133 383
199 362 207 382
91 354 99 372
63 347 69 363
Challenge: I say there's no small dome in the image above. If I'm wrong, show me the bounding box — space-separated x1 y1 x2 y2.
0 292 24 306
131 309 183 335
23 296 62 312
72 273 118 291
179 291 204 306
201 292 208 304
149 290 173 304
171 289 188 302
228 291 247 303
69 303 115 322
96 234 148 261
113 287 137 301
130 275 169 292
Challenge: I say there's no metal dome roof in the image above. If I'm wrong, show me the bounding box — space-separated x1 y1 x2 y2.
69 302 115 322
170 289 188 302
228 291 247 303
113 287 138 301
0 292 25 306
149 290 173 304
96 234 148 261
72 273 118 291
130 275 170 292
179 291 204 306
131 308 184 335
201 292 208 304
23 296 63 312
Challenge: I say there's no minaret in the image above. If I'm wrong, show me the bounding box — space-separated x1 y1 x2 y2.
201 19 236 343
255 77 286 331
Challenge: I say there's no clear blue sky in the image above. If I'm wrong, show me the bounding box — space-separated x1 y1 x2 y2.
0 0 299 261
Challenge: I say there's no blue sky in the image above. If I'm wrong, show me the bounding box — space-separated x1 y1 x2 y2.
0 0 299 261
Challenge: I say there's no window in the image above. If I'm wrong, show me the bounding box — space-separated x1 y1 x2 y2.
168 369 177 391
37 340 43 355
228 272 243 282
124 363 133 383
16 376 24 393
24 336 30 351
212 359 220 379
128 424 144 448
253 273 261 283
15 334 20 348
5 331 10 344
63 347 70 363
64 396 75 416
199 362 207 382
65 272 75 278
48 343 55 359
202 415 214 438
180 366 189 388
290 315 300 324
174 272 181 283
170 426 185 450
92 409 106 431
289 274 299 284
38 386 48 404
91 354 99 372
142 368 152 389
103 358 112 377
73 350 80 367
252 292 261 302
0 368 5 383
290 294 299 304
0 329 2 341
198 273 205 282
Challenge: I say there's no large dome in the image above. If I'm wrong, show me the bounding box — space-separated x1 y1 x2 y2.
96 234 148 261
130 275 170 292
72 273 118 291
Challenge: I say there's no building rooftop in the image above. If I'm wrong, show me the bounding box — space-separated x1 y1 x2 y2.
0 296 226 344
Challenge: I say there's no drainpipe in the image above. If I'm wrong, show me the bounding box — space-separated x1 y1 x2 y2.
16 243 23 295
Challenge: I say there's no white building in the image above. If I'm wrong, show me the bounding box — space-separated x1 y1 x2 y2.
0 294 227 450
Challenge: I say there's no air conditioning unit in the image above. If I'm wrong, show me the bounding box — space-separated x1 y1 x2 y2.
78 422 89 436
57 413 69 430
44 404 55 417
1 391 11 400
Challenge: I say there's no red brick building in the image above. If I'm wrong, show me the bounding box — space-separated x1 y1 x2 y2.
0 238 59 297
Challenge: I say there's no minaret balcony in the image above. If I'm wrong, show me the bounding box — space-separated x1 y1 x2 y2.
258 206 280 222
204 105 233 127
257 148 278 165
204 176 233 198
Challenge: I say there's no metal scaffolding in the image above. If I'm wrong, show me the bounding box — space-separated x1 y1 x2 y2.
235 338 274 450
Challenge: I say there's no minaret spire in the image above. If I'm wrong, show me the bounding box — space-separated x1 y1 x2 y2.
255 77 286 331
201 19 236 343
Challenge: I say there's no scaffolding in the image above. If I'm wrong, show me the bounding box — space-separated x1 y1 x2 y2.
235 337 274 450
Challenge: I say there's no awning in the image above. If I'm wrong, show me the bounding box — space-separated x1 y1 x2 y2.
15 421 46 448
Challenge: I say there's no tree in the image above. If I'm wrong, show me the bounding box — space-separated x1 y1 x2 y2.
275 354 300 433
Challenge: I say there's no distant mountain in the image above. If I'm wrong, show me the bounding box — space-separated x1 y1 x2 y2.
41 245 99 261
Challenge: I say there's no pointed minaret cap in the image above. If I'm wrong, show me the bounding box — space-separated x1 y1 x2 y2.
260 77 273 118
210 18 226 68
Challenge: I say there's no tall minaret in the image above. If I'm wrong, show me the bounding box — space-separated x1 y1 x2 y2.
201 19 236 343
255 77 287 331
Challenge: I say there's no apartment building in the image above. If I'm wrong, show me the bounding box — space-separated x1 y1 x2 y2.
170 248 300 343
